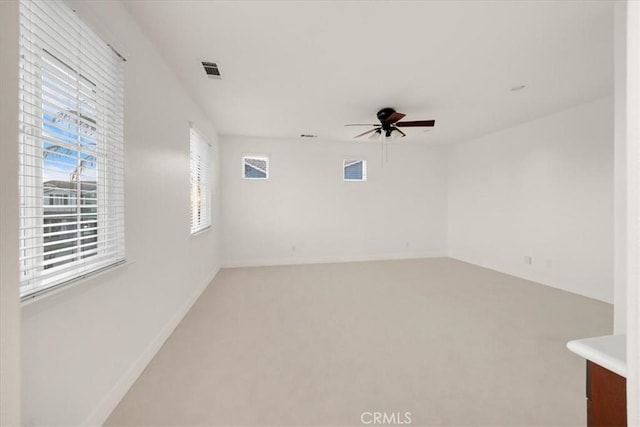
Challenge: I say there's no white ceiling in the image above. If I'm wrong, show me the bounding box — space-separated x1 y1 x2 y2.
123 0 613 144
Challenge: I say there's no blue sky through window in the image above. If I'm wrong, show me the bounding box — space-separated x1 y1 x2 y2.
41 52 97 183
42 112 97 182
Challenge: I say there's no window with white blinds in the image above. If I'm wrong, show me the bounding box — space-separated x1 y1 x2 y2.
190 126 211 234
18 0 125 299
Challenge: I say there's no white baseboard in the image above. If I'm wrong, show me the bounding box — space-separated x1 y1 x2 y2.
222 251 446 269
82 267 219 426
447 253 612 304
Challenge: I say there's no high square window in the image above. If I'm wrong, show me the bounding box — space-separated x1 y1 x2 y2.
343 160 367 181
243 156 269 180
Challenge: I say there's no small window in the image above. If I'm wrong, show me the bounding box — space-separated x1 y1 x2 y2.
190 126 212 234
343 160 367 181
243 156 269 179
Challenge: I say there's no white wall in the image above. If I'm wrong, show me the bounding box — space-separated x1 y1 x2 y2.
448 96 614 303
221 136 448 267
2 1 223 425
1 1 22 425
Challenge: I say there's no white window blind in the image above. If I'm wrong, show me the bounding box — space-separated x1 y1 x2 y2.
190 126 211 234
18 0 125 299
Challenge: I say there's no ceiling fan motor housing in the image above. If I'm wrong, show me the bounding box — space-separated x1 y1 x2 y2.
377 107 396 125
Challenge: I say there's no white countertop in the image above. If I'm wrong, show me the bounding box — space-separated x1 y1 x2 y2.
567 334 626 378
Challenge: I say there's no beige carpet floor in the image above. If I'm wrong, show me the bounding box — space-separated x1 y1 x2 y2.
105 258 612 426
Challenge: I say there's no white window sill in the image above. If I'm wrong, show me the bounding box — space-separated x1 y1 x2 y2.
191 225 212 237
20 259 130 307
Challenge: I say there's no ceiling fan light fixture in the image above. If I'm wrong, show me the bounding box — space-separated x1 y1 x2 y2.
368 129 382 140
386 128 403 140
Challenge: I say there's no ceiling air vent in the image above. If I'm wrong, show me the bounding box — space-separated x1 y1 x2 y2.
202 61 221 79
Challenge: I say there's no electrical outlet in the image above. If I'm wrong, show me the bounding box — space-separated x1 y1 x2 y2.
524 256 532 265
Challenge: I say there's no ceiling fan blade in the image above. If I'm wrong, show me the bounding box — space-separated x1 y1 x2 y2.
386 112 406 124
354 128 380 138
395 120 435 128
344 124 378 127
394 127 406 137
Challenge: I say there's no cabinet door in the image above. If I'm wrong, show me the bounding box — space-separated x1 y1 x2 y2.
586 361 627 427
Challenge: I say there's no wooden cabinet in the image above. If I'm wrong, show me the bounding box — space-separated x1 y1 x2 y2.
586 360 627 427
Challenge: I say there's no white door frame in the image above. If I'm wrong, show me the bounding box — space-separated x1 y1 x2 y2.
626 1 639 424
